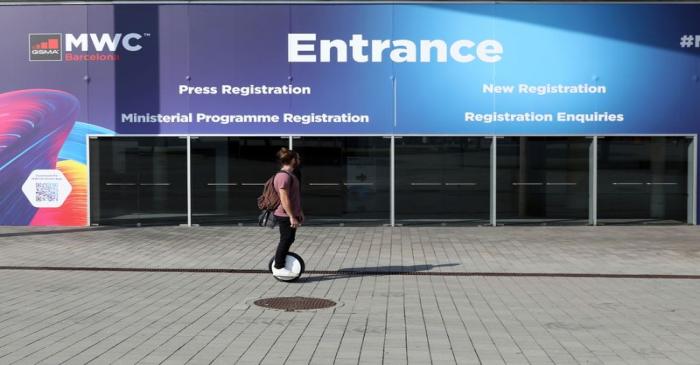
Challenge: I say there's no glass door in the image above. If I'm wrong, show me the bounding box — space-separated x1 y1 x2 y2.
89 137 187 226
292 137 390 225
395 137 491 225
597 137 691 224
190 137 289 225
497 137 590 225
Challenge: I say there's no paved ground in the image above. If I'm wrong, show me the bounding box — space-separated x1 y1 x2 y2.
0 226 700 364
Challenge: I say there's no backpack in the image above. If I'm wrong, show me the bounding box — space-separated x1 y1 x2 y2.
257 171 294 228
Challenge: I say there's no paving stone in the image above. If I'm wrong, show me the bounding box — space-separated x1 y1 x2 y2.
0 226 699 364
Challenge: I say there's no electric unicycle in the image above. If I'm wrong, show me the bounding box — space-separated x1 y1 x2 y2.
268 252 305 282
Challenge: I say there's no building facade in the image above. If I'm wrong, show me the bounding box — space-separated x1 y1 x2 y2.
0 2 698 226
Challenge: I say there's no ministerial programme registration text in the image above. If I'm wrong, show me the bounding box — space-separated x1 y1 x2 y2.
121 113 369 125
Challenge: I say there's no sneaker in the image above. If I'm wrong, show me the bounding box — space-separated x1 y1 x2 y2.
273 267 296 278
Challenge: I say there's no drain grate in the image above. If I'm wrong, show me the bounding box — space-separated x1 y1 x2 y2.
254 296 336 312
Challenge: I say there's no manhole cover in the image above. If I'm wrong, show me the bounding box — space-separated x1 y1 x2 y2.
254 297 336 312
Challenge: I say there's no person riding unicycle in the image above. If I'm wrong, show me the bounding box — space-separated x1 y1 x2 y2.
271 148 304 278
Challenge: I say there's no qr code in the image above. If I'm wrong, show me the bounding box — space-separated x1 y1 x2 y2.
36 182 59 202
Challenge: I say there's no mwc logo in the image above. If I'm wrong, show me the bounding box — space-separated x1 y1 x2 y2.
29 33 148 62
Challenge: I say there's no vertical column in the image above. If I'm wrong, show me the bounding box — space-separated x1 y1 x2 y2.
186 136 192 227
589 136 598 226
689 135 697 225
86 136 95 226
390 136 396 227
490 136 497 226
391 74 397 227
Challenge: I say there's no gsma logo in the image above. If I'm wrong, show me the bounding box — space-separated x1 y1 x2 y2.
29 33 62 61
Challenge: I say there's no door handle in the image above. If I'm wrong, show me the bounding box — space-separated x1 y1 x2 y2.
410 182 442 186
308 183 340 186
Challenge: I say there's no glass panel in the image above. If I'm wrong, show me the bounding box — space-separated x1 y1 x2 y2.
89 137 187 226
598 137 690 224
395 137 491 225
497 137 590 225
137 138 188 225
293 137 390 225
191 137 289 225
89 138 139 225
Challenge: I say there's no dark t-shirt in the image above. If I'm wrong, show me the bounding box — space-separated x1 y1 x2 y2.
273 171 302 218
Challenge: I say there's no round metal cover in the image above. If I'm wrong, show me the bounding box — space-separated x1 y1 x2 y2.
254 296 336 312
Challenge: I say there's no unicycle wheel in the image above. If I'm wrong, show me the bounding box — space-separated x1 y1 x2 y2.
268 252 305 282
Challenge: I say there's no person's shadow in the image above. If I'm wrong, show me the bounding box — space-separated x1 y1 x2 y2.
298 263 460 283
